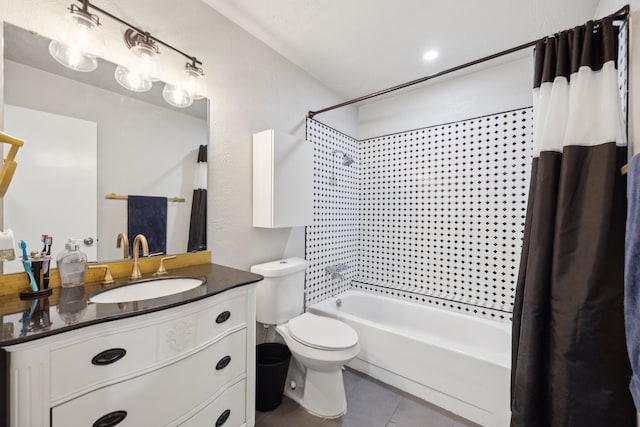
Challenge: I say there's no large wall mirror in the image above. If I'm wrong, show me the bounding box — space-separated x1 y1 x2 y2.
1 22 208 273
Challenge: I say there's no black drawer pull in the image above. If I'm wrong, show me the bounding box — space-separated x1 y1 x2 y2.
216 409 231 426
216 355 232 370
91 348 127 366
93 410 127 427
216 311 231 324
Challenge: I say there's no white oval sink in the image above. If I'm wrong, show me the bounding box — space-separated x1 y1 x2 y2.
89 277 205 304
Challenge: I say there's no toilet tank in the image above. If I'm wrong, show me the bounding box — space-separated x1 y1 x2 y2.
250 257 308 325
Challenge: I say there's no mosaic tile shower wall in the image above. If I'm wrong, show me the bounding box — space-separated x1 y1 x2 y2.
305 119 360 306
355 108 532 320
306 109 533 320
619 20 628 132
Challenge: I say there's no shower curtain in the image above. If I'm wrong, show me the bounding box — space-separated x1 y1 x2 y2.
187 144 207 252
510 17 635 426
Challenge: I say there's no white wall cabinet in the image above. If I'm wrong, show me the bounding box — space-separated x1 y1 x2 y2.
252 129 313 228
4 286 256 427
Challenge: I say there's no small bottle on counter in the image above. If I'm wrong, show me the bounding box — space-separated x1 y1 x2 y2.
56 239 87 287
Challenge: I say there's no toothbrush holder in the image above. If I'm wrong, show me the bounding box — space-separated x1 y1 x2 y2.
19 257 53 300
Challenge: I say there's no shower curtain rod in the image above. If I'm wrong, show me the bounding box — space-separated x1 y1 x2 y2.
307 4 630 119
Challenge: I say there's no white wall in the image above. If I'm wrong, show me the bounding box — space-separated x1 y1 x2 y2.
595 0 640 17
358 56 533 140
0 0 357 270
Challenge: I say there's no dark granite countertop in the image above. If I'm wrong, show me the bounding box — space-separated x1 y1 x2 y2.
0 263 263 346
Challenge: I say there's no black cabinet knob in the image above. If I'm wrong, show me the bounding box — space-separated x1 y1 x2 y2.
93 410 127 427
91 348 127 366
215 355 231 370
216 409 231 426
216 311 231 324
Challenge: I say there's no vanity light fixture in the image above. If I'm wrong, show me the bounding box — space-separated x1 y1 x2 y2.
114 63 152 92
114 30 159 92
183 60 206 100
162 60 206 108
48 0 104 72
49 0 205 107
162 83 194 108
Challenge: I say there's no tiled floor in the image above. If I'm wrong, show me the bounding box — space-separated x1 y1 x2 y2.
255 369 480 427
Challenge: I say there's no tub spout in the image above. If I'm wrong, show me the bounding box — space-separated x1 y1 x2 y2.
325 263 350 280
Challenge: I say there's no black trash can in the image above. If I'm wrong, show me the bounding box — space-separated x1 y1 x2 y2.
256 343 291 411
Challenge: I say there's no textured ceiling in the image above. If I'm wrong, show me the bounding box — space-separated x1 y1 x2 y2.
202 0 601 100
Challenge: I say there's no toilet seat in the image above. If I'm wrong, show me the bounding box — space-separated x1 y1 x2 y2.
288 312 358 350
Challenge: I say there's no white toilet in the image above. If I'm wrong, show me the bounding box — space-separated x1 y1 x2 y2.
251 257 360 418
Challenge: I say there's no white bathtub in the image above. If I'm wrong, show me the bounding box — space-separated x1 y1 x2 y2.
308 290 511 427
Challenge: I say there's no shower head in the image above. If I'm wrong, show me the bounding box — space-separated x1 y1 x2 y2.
330 149 355 185
332 149 355 166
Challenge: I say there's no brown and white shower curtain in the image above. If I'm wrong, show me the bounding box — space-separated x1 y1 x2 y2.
510 17 635 426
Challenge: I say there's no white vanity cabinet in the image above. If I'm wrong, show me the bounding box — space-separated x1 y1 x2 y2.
4 285 256 427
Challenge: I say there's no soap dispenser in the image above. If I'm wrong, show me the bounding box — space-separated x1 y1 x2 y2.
56 239 88 288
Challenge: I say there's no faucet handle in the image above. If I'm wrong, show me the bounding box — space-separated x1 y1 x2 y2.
153 255 176 276
88 264 115 286
325 263 349 280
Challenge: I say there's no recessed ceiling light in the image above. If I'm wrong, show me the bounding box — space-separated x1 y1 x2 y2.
423 50 438 61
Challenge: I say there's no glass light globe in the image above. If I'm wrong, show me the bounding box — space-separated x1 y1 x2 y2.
162 83 193 108
184 64 206 100
49 39 97 72
114 65 152 92
130 42 160 82
49 10 104 72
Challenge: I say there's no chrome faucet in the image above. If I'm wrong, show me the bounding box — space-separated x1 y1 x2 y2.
130 234 149 280
325 263 349 280
116 232 129 259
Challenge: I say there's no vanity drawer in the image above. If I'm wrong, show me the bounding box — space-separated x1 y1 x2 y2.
50 325 157 401
51 292 248 401
196 294 247 345
177 379 246 427
51 329 247 427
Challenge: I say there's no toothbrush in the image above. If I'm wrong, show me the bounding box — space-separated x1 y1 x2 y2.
20 299 38 336
20 240 38 292
31 252 42 290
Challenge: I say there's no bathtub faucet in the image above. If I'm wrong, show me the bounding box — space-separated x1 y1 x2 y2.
325 263 349 280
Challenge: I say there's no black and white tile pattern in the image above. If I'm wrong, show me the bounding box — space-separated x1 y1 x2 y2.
618 20 628 132
306 108 533 320
356 109 532 320
306 119 360 306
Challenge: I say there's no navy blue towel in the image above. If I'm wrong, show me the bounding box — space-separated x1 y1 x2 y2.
127 195 167 256
625 153 640 410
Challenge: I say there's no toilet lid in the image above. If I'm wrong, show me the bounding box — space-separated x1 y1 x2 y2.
288 312 358 350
